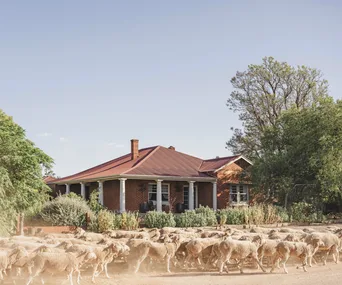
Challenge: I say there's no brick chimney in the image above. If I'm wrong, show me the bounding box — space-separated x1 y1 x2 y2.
168 146 175 151
131 139 139 160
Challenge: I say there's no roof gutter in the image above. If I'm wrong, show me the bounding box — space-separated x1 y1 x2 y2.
52 174 216 185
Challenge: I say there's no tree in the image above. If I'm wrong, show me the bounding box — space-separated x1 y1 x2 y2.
227 57 329 160
252 98 342 208
0 110 53 235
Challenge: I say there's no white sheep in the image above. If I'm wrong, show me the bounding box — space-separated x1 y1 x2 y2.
218 237 266 274
270 241 317 274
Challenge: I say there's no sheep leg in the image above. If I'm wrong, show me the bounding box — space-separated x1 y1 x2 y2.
104 263 111 279
166 256 171 273
134 254 147 274
183 254 192 270
322 251 329 265
251 255 266 273
218 253 230 274
332 246 339 264
301 255 308 272
281 253 290 274
68 269 74 285
91 264 99 283
76 269 81 285
270 254 280 273
25 276 34 285
236 258 246 274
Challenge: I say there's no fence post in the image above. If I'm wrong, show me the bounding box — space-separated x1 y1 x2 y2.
16 214 20 235
85 212 91 230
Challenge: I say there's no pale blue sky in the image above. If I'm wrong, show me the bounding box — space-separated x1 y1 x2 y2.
1 0 341 177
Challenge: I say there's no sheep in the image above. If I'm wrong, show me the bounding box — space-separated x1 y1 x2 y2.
184 238 221 269
103 230 149 240
134 235 181 273
0 246 27 280
303 232 340 266
270 241 318 274
68 243 121 283
25 250 95 285
251 235 280 268
218 237 266 274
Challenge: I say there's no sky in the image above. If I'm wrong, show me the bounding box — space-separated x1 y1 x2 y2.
1 0 341 177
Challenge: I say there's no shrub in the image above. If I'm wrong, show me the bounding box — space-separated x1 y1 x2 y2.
87 212 99 233
114 212 140 230
218 208 245 225
88 190 105 214
40 194 91 227
275 206 290 223
144 211 176 228
290 202 326 223
195 206 217 226
175 210 208 227
98 209 114 232
0 203 16 236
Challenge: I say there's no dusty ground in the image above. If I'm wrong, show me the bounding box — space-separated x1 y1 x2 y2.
11 262 342 285
9 224 342 285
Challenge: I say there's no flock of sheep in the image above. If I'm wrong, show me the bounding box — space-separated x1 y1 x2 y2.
1 225 342 285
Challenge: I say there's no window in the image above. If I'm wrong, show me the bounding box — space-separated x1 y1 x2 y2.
148 183 169 206
183 185 198 209
230 185 248 204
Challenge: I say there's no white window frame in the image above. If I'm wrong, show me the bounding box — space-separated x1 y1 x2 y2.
148 183 170 206
230 184 248 205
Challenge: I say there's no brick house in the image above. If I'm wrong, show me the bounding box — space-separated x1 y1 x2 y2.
48 139 252 212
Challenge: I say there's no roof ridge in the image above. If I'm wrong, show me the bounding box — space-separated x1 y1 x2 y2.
158 146 204 161
121 145 161 175
204 154 240 162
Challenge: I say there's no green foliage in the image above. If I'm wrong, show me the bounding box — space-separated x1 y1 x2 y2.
40 194 91 227
218 204 288 225
290 202 326 223
113 212 140 230
218 208 245 225
252 99 342 206
88 190 105 214
227 56 329 160
175 210 208 227
195 206 218 226
0 109 53 235
98 209 113 232
144 211 176 228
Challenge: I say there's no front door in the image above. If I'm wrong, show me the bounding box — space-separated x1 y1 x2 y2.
183 185 198 210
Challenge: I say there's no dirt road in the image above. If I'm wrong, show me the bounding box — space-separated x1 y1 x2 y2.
17 262 340 285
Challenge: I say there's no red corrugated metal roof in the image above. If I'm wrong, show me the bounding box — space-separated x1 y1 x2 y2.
52 144 247 184
52 146 157 183
199 155 241 172
125 146 208 177
43 176 56 183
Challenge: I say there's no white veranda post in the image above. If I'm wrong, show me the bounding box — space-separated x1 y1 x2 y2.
80 182 85 199
98 181 104 205
156 179 163 212
119 178 127 213
65 184 70 194
212 181 217 210
189 181 195 210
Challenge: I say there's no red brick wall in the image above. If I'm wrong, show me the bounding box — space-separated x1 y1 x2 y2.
216 161 251 209
198 182 213 208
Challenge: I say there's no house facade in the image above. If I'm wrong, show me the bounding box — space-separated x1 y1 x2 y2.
48 139 252 212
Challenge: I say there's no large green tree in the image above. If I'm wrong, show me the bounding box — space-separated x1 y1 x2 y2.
0 110 53 235
252 98 342 208
227 57 329 160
